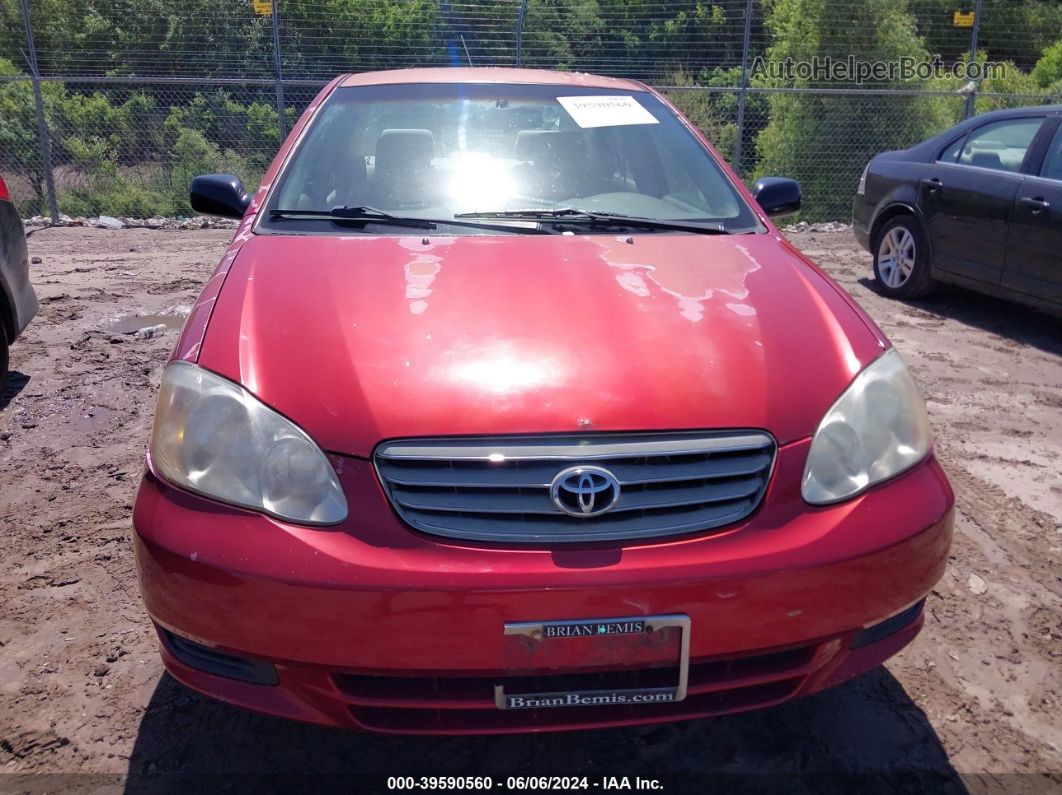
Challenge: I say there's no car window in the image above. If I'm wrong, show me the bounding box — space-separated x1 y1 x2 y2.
938 135 965 163
1039 123 1062 182
956 117 1044 173
265 83 761 235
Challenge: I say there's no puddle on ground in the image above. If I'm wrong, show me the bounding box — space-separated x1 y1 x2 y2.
104 313 185 334
68 405 114 432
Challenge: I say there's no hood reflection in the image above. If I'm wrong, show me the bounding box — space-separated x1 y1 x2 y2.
399 237 454 315
597 235 762 324
442 341 569 396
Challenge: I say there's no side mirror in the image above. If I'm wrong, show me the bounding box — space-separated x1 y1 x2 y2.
190 174 251 219
751 177 801 217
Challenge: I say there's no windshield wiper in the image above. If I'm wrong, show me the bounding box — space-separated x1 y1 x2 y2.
454 208 730 234
269 206 437 229
268 205 551 234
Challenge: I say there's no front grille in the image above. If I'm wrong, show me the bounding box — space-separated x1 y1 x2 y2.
374 431 776 543
332 643 817 733
334 646 813 706
350 679 801 733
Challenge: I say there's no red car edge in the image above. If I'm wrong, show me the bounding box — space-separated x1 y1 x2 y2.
133 68 954 734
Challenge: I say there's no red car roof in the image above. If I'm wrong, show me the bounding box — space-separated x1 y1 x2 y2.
339 67 647 91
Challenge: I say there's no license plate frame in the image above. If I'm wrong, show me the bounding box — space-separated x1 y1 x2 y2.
495 614 691 710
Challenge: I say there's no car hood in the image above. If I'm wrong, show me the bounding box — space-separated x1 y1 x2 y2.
196 230 884 457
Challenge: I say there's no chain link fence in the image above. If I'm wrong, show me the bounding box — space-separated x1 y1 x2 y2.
2 0 1061 222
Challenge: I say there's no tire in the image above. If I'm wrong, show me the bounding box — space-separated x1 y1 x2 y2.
872 216 935 299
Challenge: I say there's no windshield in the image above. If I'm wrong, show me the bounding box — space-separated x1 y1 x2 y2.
262 82 763 235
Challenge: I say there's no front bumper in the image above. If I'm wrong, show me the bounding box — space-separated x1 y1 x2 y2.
133 439 954 733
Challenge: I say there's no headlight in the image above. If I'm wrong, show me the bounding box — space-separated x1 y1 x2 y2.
149 361 347 525
802 349 931 505
857 163 869 196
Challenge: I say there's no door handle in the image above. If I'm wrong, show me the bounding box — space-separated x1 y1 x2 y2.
920 177 942 193
1019 196 1050 214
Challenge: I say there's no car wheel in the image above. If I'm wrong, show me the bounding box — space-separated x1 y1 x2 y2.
873 217 934 298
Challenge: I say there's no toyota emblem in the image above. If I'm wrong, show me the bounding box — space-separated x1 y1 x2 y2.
550 466 621 517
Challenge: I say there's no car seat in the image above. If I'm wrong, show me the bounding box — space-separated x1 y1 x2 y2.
968 151 1004 170
514 130 588 200
373 129 436 209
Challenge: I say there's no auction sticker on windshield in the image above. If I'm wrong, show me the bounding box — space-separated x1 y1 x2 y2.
557 95 660 128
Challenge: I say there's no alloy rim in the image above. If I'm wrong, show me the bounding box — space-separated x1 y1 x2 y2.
877 226 916 288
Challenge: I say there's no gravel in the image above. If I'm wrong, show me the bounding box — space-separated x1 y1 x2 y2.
0 227 1059 790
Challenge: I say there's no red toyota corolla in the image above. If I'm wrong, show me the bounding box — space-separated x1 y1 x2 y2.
133 68 953 734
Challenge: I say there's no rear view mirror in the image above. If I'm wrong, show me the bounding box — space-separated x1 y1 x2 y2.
190 174 251 219
752 177 801 217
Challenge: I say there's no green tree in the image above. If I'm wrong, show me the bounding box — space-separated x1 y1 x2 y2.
522 0 605 70
754 0 953 221
282 0 440 75
921 50 1054 121
117 94 165 163
1031 39 1062 91
0 0 112 75
0 58 67 213
908 1 1062 71
662 70 739 166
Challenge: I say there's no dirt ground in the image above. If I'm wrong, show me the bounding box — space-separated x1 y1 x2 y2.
0 227 1059 792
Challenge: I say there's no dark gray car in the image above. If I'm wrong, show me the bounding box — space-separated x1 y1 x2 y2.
853 105 1062 316
0 175 38 391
